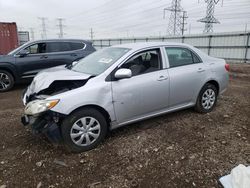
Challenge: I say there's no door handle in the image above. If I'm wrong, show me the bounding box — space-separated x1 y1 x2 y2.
197 68 205 73
157 76 168 81
71 53 77 57
40 55 48 59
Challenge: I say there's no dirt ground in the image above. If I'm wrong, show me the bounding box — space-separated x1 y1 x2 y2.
0 64 249 188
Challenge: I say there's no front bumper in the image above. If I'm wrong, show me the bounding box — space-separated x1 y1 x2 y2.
21 112 63 143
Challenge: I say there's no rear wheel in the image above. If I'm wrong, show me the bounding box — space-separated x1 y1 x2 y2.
61 108 108 153
195 83 218 113
0 70 14 92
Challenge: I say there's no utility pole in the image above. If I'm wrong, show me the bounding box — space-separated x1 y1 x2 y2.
38 17 47 39
90 28 94 40
163 0 184 36
181 11 188 35
198 0 221 33
56 18 66 38
30 28 35 41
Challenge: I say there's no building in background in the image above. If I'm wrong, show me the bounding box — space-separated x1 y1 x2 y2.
18 31 30 45
0 22 18 55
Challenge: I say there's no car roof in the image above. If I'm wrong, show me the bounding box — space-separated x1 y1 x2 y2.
112 42 192 50
28 39 92 44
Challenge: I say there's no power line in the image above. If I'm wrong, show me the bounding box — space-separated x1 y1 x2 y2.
56 18 66 38
38 17 48 39
198 0 222 33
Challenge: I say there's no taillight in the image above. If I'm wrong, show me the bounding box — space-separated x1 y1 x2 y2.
225 63 230 72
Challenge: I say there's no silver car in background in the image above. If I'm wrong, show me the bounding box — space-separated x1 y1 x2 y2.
21 42 229 152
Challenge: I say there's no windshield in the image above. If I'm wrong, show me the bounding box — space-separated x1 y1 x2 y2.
8 43 29 55
71 47 130 75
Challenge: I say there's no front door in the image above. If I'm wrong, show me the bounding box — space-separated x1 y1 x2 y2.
15 42 48 79
111 48 170 124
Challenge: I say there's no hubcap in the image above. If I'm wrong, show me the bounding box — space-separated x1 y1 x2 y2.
70 117 101 146
0 73 11 90
202 89 216 110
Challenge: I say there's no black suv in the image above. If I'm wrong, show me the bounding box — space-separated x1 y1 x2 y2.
0 39 96 91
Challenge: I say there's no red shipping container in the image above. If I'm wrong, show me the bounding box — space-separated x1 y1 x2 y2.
0 22 18 55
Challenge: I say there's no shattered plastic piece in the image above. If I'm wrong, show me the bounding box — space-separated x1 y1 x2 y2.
219 164 250 188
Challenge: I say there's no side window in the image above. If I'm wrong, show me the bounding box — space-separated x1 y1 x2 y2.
165 47 200 68
192 52 202 63
46 42 61 53
60 42 71 52
121 49 161 76
46 42 72 53
70 42 85 51
25 43 46 54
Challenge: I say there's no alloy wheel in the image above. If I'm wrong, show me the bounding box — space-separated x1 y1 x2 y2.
0 73 11 90
201 88 216 110
70 117 101 146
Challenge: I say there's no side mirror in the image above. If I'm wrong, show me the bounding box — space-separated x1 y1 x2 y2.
18 49 30 57
114 68 132 80
72 61 78 66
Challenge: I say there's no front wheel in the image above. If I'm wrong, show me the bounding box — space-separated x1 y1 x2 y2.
195 83 218 113
61 108 108 153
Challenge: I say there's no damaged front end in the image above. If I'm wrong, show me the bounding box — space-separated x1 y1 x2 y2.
21 65 92 143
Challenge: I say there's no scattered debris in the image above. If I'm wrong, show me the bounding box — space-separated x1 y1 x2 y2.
36 161 43 167
153 148 159 152
37 182 42 188
166 145 174 150
223 114 229 118
53 159 68 167
88 181 101 187
221 141 227 145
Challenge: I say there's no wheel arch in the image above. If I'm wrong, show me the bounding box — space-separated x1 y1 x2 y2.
205 80 220 93
68 104 111 125
0 66 16 81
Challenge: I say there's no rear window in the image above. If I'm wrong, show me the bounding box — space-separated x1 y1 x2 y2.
70 42 85 50
46 42 72 53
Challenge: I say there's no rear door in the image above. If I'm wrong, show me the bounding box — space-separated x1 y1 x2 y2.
165 47 207 107
111 48 170 124
45 41 87 66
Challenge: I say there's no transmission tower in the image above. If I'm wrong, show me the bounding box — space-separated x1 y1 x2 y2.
30 28 35 41
163 0 183 36
56 18 66 38
198 0 221 33
181 11 188 35
90 28 94 40
38 17 47 39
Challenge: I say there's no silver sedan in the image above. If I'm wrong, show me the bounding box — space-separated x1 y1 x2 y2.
22 42 229 152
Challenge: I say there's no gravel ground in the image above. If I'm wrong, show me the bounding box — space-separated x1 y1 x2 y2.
0 63 249 188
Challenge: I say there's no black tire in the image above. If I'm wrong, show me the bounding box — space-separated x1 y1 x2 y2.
0 70 14 92
195 83 218 113
61 108 108 153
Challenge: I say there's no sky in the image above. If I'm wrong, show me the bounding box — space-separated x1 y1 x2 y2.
0 0 249 40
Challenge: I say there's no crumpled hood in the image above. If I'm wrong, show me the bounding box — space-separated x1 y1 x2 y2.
25 65 91 97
